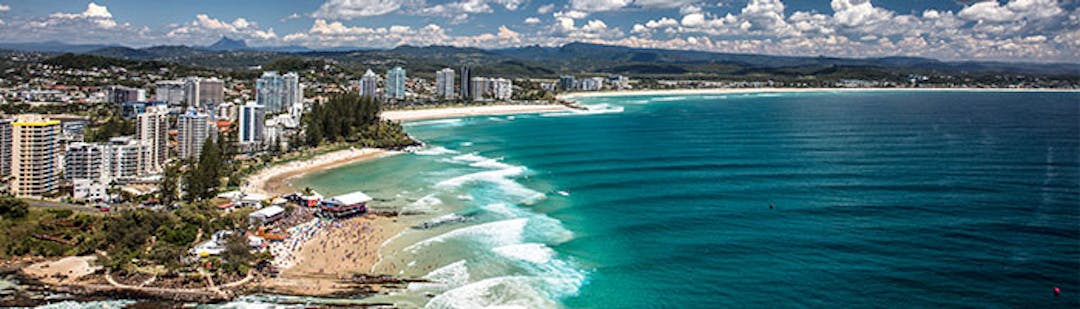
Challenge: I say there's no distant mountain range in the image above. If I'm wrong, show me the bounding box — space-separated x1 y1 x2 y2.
2 39 1078 78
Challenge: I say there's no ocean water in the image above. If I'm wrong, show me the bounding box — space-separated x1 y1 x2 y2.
295 91 1080 308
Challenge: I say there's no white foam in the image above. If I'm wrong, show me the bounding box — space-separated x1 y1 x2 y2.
405 118 464 127
649 96 688 102
541 104 624 117
404 194 443 213
423 276 556 309
409 260 471 292
405 218 529 252
415 146 459 156
460 142 474 147
457 194 474 201
493 243 556 264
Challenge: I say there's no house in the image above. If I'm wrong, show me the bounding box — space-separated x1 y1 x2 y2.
248 205 286 226
317 191 371 218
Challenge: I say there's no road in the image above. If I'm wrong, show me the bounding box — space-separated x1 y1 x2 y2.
23 199 100 213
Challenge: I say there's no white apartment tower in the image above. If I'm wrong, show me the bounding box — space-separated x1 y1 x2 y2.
359 69 379 98
10 115 61 197
177 108 213 160
256 71 302 114
436 68 455 99
136 105 168 175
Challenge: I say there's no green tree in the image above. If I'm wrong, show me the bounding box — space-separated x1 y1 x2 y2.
0 196 28 220
160 162 180 206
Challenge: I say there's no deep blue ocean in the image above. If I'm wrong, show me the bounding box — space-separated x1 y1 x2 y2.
297 91 1080 308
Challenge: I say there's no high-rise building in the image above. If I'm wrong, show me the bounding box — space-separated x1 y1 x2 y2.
469 77 513 101
459 66 472 99
581 77 605 91
155 80 186 106
64 142 106 181
256 71 302 113
238 103 265 145
177 108 213 160
492 78 513 100
105 85 146 104
0 118 11 178
106 137 142 181
10 115 61 197
183 77 224 110
359 69 379 98
199 78 225 108
386 67 406 100
559 75 576 92
136 105 168 175
436 68 455 99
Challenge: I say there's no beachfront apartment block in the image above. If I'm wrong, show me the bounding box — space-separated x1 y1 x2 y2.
470 77 513 101
256 71 302 114
436 68 455 99
64 142 106 181
386 67 407 100
10 115 61 197
459 66 473 99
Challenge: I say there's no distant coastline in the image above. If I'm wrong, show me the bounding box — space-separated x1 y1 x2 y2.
559 87 1080 101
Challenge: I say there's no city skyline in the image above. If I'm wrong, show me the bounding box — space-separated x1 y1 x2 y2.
0 0 1076 63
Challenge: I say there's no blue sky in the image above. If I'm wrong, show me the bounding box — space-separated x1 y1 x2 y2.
0 0 1077 62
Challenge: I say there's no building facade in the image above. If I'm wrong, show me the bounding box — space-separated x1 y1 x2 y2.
385 67 406 100
359 69 379 99
155 80 186 106
256 71 301 114
238 103 266 145
459 66 472 100
136 105 168 175
64 142 106 181
105 85 146 104
177 109 213 160
0 118 11 178
436 68 455 99
10 115 61 197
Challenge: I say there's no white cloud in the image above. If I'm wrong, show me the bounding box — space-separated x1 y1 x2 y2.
831 0 893 28
635 0 700 9
571 0 631 12
47 2 118 29
958 0 1064 22
166 14 278 44
537 4 555 14
313 0 404 19
0 4 10 12
524 17 541 24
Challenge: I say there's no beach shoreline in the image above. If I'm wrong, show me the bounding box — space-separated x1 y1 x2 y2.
243 147 400 196
559 87 1080 100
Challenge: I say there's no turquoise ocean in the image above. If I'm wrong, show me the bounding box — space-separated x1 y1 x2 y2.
292 91 1080 308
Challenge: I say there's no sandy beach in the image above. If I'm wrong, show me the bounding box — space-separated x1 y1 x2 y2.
260 216 406 295
381 104 571 122
243 147 399 196
559 87 1080 100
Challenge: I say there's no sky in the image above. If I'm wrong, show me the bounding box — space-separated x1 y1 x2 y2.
0 0 1077 62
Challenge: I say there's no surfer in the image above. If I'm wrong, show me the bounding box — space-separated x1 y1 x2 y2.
769 201 774 209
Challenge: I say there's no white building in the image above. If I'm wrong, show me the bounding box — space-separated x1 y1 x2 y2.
436 68 455 99
183 77 224 110
0 118 11 178
177 108 213 160
359 69 379 99
136 105 168 175
470 77 513 101
492 78 512 101
72 178 108 201
105 85 146 104
385 67 406 100
256 71 302 114
106 137 142 181
238 103 266 145
581 77 605 91
11 115 61 197
155 80 186 106
265 114 299 150
64 142 106 181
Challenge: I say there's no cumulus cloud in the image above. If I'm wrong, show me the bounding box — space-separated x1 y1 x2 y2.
571 0 632 12
313 0 406 19
524 17 541 24
47 2 118 28
166 14 278 44
0 4 10 12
